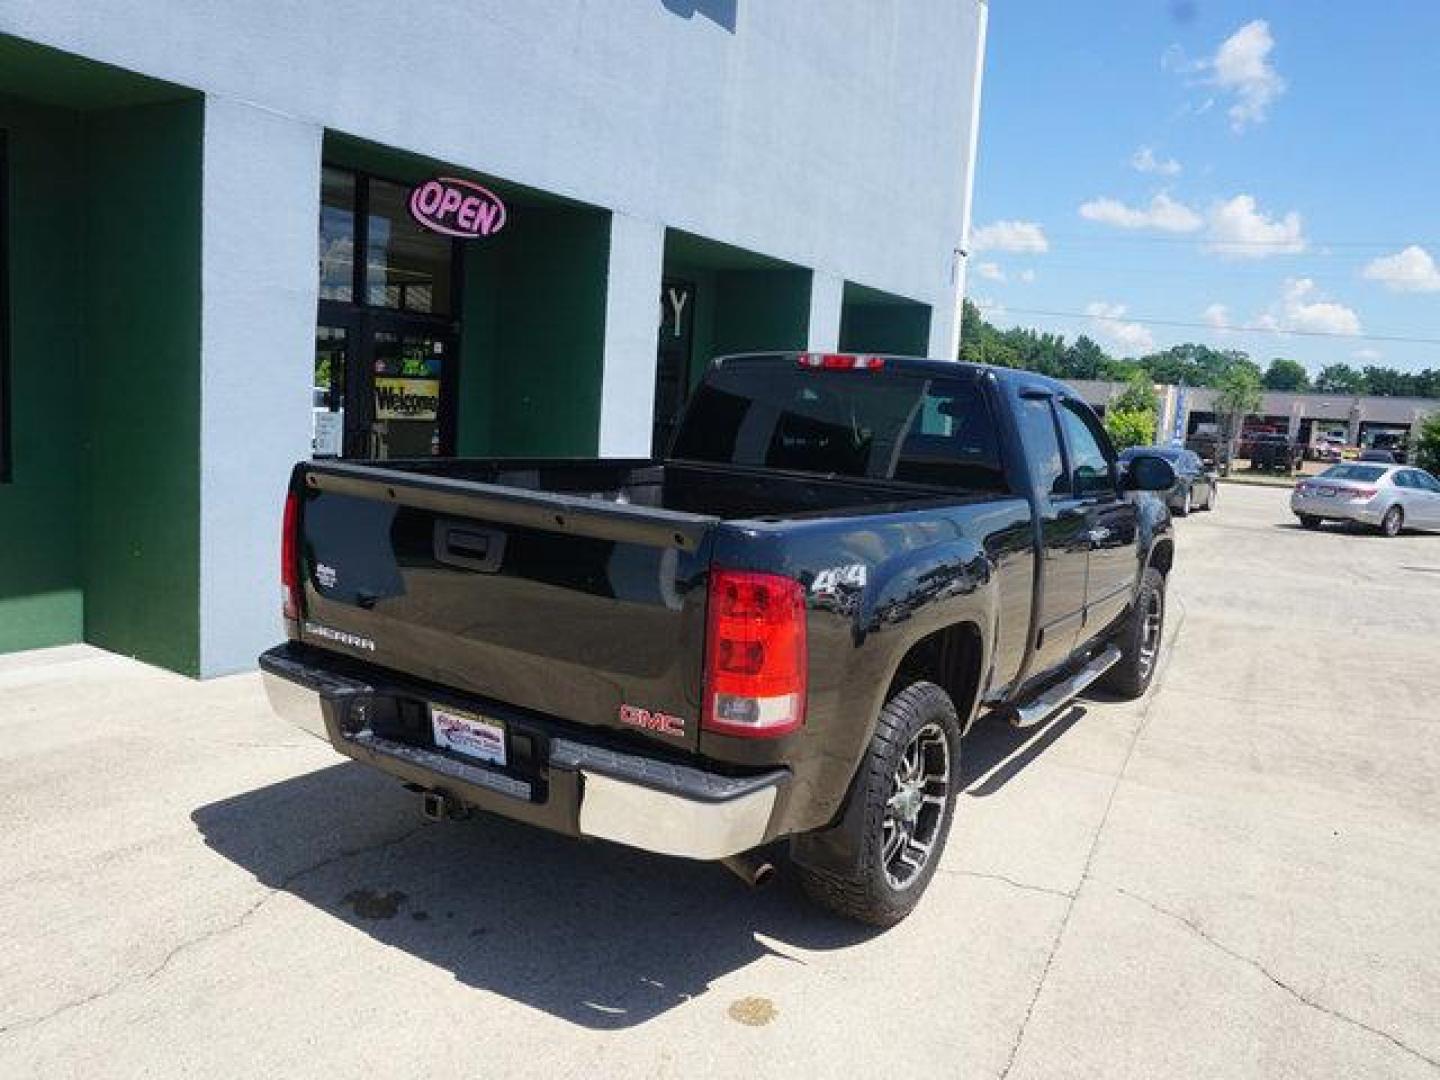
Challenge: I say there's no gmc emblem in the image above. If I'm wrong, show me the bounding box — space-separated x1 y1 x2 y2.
618 704 686 738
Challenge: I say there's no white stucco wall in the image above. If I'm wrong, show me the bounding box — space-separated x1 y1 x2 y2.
2 0 986 320
197 96 321 675
597 213 666 457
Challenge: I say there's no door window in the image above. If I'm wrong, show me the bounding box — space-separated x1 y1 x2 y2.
368 329 448 459
319 167 356 303
1014 397 1067 498
1057 401 1116 497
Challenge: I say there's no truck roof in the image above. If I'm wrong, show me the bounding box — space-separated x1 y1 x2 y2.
712 351 1084 401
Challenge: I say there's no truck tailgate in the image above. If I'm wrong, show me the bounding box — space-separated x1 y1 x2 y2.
294 463 717 751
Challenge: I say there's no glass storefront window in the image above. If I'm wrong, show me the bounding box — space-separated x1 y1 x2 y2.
365 178 453 316
312 326 347 457
318 167 355 303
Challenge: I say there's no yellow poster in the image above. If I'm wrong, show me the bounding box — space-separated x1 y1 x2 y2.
374 378 440 421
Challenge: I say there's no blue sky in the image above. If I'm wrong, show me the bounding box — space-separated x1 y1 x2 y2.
967 1 1440 375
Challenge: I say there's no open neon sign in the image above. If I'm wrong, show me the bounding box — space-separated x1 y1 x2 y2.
408 177 507 239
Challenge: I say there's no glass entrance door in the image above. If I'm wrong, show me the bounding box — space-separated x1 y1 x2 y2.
365 324 455 459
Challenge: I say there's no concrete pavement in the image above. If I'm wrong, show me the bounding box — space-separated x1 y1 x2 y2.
1 482 1437 1078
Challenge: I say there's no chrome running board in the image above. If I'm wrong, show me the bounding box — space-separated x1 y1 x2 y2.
1010 646 1122 729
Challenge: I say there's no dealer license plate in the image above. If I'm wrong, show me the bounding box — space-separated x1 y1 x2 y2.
431 705 507 767
1314 486 1336 497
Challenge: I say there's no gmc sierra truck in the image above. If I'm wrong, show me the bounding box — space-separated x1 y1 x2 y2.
261 352 1177 925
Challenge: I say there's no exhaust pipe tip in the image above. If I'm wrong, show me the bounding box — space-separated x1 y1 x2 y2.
421 791 446 823
721 852 778 889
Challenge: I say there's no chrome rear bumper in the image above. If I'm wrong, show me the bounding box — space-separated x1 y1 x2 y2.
259 647 782 861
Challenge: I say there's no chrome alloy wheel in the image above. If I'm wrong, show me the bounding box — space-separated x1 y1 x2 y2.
1137 585 1164 682
882 723 951 890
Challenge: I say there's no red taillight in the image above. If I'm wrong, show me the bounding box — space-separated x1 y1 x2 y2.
281 488 302 620
703 569 807 738
1348 487 1377 500
796 352 886 371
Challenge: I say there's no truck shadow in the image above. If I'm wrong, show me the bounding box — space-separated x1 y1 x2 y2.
960 705 1087 798
191 763 874 1030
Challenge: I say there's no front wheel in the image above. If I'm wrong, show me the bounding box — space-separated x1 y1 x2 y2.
796 682 960 926
1298 514 1322 530
1099 566 1166 700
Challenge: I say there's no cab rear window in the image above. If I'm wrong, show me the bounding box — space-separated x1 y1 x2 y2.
671 362 1007 492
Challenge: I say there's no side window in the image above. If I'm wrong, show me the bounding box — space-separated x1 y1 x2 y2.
1422 472 1440 493
1394 471 1414 490
1014 396 1068 498
1058 401 1116 497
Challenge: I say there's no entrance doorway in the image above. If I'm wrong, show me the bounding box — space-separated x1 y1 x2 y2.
314 314 457 460
314 164 462 460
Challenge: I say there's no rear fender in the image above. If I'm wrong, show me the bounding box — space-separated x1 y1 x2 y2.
791 540 996 878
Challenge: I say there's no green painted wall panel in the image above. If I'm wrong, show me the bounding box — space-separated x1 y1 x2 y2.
839 301 932 357
488 208 609 456
712 269 812 357
0 95 86 652
82 100 202 674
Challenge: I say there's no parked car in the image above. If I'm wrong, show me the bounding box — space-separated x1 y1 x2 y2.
260 353 1178 926
1120 446 1217 515
1250 433 1303 473
1358 449 1396 464
1309 435 1346 463
1292 463 1440 536
1185 432 1232 476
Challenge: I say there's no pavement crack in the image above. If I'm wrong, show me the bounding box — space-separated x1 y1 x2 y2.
1113 886 1440 1073
996 592 1189 1080
0 823 429 1039
939 869 1074 900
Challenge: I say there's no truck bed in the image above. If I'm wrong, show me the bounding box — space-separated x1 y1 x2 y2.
361 457 960 521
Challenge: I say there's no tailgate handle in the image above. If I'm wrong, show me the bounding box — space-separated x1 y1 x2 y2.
434 521 506 572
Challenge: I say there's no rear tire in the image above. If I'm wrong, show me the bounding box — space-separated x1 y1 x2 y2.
1298 514 1322 530
1099 566 1166 700
796 682 960 927
1379 505 1403 537
1202 484 1217 511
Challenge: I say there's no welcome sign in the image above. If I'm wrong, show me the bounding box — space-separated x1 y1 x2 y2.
374 378 440 420
408 177 507 239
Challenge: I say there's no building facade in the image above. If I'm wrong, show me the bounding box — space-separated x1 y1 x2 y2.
1072 380 1439 449
0 2 990 675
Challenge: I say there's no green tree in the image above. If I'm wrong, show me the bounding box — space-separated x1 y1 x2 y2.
1104 407 1156 450
1215 366 1264 457
1113 371 1159 415
1263 357 1310 391
1063 335 1109 379
1314 363 1366 394
1414 413 1440 474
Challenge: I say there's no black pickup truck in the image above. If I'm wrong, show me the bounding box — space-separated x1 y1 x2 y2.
262 353 1177 925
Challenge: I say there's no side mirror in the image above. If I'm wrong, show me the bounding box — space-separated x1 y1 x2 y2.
1122 454 1177 492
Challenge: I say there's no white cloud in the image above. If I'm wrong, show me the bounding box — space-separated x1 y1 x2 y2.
976 261 1006 282
1264 278 1362 336
1131 146 1182 176
1018 268 1036 284
1085 301 1156 354
1353 347 1383 362
1202 303 1231 329
1362 245 1440 293
1205 195 1305 258
971 220 1049 254
1080 193 1203 232
1209 20 1286 131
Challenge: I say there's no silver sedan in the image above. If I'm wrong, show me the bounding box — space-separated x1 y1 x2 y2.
1291 463 1440 536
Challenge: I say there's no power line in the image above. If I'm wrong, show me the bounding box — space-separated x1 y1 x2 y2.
974 304 1440 347
993 235 1438 250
